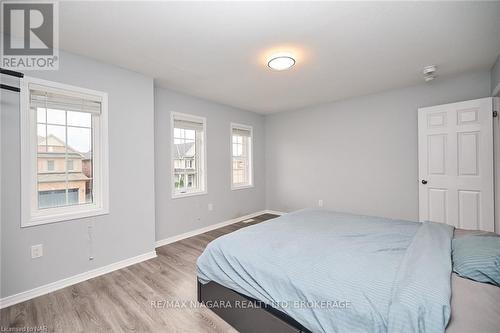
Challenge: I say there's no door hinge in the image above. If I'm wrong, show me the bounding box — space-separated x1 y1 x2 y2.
494 111 498 118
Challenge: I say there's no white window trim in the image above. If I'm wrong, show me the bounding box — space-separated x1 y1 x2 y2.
20 76 109 227
230 122 254 190
170 112 207 199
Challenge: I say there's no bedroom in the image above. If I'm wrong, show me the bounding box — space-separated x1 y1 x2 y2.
1 1 499 332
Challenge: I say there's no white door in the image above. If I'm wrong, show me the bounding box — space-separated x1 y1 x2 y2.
418 98 494 231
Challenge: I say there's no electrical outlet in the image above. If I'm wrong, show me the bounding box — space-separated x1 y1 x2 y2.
31 244 43 259
318 199 324 208
208 203 213 211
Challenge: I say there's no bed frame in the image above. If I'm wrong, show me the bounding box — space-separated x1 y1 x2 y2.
197 280 311 333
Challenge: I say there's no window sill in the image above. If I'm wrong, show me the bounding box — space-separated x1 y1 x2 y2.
231 184 255 191
172 190 207 199
22 206 109 227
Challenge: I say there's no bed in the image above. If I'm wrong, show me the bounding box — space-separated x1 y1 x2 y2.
196 209 500 333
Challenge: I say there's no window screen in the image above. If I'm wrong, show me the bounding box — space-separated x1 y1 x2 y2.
231 125 252 188
32 86 100 209
172 114 206 196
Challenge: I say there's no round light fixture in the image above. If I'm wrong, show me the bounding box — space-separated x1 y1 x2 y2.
268 55 295 71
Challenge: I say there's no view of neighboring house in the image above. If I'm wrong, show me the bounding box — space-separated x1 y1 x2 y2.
37 135 92 208
173 142 197 190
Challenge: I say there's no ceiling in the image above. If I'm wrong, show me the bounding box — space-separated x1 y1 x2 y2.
54 2 500 114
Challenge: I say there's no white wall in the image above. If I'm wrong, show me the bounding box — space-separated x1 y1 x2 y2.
265 71 493 225
0 51 156 298
154 88 266 242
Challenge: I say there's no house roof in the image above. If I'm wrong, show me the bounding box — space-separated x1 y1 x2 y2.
37 135 87 158
82 152 92 160
38 173 90 183
173 142 195 159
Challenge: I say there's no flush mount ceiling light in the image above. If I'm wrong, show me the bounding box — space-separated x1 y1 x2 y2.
267 54 296 71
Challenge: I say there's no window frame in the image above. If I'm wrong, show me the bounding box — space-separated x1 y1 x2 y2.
20 76 109 227
170 112 207 199
230 123 254 190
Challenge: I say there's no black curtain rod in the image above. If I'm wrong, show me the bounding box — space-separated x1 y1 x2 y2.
0 68 24 78
0 68 24 92
1 84 21 92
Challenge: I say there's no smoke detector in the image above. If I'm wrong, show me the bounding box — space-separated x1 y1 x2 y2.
423 65 437 82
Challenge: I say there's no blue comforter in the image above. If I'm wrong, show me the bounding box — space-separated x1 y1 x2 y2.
197 209 454 333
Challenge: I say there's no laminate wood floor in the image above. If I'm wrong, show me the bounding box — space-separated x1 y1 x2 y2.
0 214 279 333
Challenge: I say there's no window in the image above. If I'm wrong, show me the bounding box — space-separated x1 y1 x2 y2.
47 160 55 171
21 77 109 226
39 189 78 209
171 112 206 198
231 123 253 189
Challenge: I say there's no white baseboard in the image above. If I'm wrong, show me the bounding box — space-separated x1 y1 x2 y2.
0 251 157 309
155 209 285 248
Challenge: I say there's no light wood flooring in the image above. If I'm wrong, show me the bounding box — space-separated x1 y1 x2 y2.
0 214 279 332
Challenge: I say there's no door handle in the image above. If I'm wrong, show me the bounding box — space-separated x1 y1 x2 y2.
421 180 428 185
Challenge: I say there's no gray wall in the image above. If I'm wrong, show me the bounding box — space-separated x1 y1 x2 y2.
492 55 500 95
265 71 492 223
1 51 156 298
154 88 266 241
